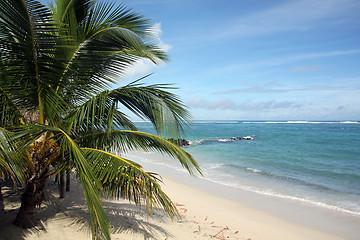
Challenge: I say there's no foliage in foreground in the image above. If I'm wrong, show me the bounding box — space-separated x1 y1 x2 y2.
0 0 201 239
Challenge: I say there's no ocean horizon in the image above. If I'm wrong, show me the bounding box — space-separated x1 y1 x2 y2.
134 120 360 218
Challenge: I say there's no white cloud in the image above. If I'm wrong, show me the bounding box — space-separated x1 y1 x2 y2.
121 59 155 79
122 23 172 79
150 22 173 52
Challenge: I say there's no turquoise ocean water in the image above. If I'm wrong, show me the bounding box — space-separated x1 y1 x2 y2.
135 121 360 217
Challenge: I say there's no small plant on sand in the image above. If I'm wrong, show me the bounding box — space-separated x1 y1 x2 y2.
0 0 201 239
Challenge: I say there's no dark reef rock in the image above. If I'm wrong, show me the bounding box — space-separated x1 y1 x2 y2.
167 138 190 147
229 136 254 141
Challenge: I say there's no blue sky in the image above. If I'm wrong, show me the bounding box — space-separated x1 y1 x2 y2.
45 0 360 120
123 0 360 121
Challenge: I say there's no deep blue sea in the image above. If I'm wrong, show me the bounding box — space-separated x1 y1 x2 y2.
135 121 360 217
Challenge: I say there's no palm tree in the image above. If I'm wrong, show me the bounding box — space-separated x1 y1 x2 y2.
0 0 201 239
0 127 25 211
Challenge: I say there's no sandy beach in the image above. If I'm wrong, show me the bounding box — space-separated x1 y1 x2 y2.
1 152 359 240
1 0 359 239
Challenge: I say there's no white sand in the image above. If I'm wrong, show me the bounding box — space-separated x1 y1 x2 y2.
1 152 359 240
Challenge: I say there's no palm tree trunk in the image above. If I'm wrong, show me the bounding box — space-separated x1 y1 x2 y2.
14 153 48 228
0 179 4 211
59 172 65 198
66 171 70 192
13 174 47 228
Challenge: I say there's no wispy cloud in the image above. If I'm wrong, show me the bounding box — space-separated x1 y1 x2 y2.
241 49 359 69
272 50 360 66
212 83 360 95
336 106 346 111
187 97 302 111
213 87 286 95
209 49 360 76
291 65 325 73
214 0 360 40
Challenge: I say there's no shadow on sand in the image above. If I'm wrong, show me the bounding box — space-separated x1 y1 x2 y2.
0 178 173 240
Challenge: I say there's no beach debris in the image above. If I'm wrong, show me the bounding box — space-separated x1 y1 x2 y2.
179 207 187 213
212 227 231 240
175 203 188 213
211 225 222 228
234 230 239 234
193 225 201 233
213 229 225 239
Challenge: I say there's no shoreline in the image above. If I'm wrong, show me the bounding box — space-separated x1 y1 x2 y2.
0 151 359 239
126 151 360 240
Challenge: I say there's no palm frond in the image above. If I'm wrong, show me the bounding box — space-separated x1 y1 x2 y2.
112 80 192 139
105 3 151 36
0 127 26 183
57 26 166 99
52 0 167 101
0 0 63 121
78 130 201 176
51 0 93 38
56 127 111 240
83 147 180 219
0 90 23 127
64 89 136 133
1 2 198 239
0 127 15 177
41 87 69 126
12 124 111 240
63 77 192 136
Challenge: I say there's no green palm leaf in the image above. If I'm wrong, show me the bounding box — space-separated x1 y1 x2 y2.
1 1 200 239
64 77 191 139
78 130 201 176
12 124 111 240
52 0 167 102
112 80 192 139
0 90 23 127
0 0 64 123
83 148 180 219
0 127 25 182
64 89 136 133
56 127 111 240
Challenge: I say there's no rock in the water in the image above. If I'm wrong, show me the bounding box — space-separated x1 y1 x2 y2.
167 138 190 147
229 136 254 141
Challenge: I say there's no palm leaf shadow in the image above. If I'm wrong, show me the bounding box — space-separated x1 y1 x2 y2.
50 176 174 240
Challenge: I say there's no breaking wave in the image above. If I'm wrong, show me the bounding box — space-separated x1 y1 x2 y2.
188 136 255 146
